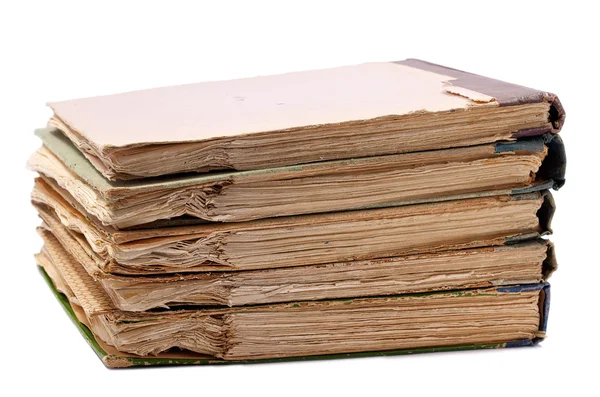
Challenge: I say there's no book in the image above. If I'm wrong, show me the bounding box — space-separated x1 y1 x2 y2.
32 180 554 274
36 237 550 367
39 214 556 310
45 59 565 180
30 127 565 227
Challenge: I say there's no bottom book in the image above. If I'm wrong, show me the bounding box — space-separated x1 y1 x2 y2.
37 237 551 369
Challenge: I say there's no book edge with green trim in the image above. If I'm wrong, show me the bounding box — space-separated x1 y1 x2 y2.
35 127 566 199
38 267 549 369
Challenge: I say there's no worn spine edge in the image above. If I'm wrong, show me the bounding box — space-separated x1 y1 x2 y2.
39 265 549 369
533 282 551 345
397 58 566 135
542 241 558 280
498 134 566 191
505 190 554 245
538 134 566 189
512 94 565 136
497 282 550 346
538 190 555 236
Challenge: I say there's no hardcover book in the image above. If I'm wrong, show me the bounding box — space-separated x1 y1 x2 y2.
45 59 565 180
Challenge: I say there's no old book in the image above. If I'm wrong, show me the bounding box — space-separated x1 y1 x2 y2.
36 237 550 367
39 218 556 310
45 59 565 180
32 178 554 274
30 127 565 227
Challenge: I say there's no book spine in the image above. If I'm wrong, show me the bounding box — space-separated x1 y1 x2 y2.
538 134 566 189
396 59 566 135
499 282 551 346
499 134 566 192
542 241 558 280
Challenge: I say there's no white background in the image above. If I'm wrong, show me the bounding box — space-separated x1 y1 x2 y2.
1 0 597 395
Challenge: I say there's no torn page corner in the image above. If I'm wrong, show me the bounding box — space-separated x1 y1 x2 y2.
442 81 497 104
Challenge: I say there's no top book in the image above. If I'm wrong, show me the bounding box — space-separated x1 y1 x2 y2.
46 59 565 180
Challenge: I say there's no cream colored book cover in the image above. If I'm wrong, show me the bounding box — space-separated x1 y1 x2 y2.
45 59 565 180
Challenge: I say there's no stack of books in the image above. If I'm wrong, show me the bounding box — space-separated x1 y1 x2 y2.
28 59 566 368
